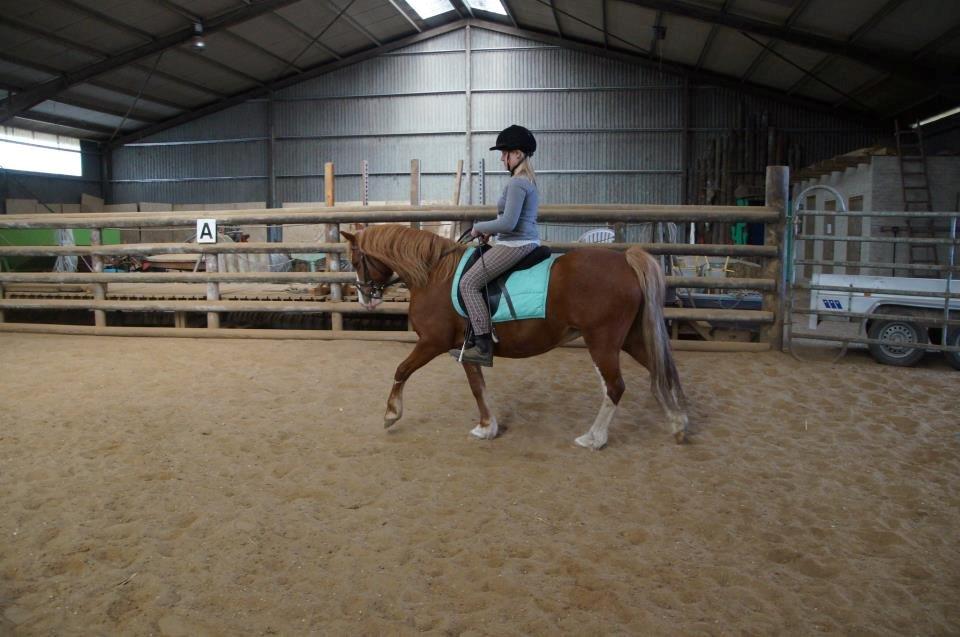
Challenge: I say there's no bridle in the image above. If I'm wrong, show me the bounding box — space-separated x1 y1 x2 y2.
353 245 401 302
351 229 471 301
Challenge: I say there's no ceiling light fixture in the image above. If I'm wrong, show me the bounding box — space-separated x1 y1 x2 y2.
190 22 206 51
914 105 960 128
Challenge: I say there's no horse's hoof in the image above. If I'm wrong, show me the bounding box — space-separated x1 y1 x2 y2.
470 423 498 440
574 433 606 450
674 430 688 444
384 414 400 429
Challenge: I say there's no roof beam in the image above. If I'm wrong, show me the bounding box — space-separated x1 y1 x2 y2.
613 0 937 82
12 111 118 137
601 0 608 48
532 0 648 54
110 20 467 148
45 0 267 87
385 0 422 33
837 19 960 112
265 11 343 60
0 51 188 113
0 16 226 101
498 0 520 27
549 1 563 38
319 0 383 46
739 0 812 83
0 0 302 125
647 11 663 58
695 0 730 71
152 0 306 71
466 19 872 120
788 0 905 96
738 31 872 112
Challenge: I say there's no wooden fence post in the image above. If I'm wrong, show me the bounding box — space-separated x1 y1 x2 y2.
410 159 421 230
761 165 789 350
325 161 343 331
90 229 106 328
205 254 220 329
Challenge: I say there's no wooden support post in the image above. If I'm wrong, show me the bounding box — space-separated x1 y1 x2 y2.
324 161 335 208
465 24 473 206
409 158 421 331
410 159 421 230
360 159 369 208
453 159 463 207
205 254 220 329
90 229 106 327
0 283 4 323
452 159 464 240
325 161 343 331
761 165 788 350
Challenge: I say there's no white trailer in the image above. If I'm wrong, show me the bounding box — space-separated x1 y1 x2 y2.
808 273 960 368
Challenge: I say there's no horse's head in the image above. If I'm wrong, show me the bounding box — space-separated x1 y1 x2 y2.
342 230 396 310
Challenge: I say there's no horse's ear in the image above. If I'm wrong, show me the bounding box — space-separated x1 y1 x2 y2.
341 231 356 244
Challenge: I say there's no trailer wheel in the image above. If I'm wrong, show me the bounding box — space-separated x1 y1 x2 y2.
945 329 960 371
867 319 926 367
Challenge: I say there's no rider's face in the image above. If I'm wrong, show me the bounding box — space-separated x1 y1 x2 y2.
500 150 522 171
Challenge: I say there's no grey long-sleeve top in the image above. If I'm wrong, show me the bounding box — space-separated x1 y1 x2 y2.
472 176 540 243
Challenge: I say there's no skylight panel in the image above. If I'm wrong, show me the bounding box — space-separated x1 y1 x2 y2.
464 0 507 15
404 0 455 20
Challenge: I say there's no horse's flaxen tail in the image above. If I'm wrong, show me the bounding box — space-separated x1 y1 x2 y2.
625 247 689 442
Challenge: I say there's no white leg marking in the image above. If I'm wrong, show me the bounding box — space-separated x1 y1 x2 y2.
575 367 617 450
469 386 498 440
470 415 499 440
384 380 403 428
668 410 689 435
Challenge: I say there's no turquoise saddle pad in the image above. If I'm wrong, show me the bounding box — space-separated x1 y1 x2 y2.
451 247 559 323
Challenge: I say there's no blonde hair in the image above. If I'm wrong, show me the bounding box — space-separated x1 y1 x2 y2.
513 154 536 184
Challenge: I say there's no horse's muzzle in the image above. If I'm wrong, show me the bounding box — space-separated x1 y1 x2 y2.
360 298 382 310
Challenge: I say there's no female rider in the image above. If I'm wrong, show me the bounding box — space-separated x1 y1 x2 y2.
454 124 541 367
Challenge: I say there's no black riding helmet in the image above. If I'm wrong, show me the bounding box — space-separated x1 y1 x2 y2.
489 124 536 156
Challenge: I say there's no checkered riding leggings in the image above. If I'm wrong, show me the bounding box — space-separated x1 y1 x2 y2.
459 243 539 335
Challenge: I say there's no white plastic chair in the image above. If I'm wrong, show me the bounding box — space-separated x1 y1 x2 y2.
577 228 616 243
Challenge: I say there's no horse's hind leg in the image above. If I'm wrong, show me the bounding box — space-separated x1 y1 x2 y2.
622 331 688 442
462 363 498 439
384 339 445 429
575 332 625 450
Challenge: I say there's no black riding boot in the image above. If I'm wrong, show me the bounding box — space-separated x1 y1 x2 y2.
449 333 473 360
452 333 493 367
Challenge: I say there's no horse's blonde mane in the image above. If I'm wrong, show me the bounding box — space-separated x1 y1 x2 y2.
356 225 467 289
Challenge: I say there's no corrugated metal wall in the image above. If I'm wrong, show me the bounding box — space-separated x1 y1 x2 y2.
109 24 879 238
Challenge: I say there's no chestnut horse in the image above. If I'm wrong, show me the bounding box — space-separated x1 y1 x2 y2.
341 225 688 448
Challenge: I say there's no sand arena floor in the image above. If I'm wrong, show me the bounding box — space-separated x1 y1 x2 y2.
0 333 958 635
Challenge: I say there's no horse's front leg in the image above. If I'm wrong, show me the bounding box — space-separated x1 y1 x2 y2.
462 363 498 439
384 340 446 429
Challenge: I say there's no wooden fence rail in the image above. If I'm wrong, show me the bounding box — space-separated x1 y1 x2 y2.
0 167 790 351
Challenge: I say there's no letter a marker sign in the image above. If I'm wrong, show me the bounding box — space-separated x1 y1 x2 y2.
197 219 217 243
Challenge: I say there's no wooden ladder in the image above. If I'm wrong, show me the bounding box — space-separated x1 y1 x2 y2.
895 120 938 265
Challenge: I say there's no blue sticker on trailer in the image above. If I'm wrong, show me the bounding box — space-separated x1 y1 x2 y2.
822 299 843 310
